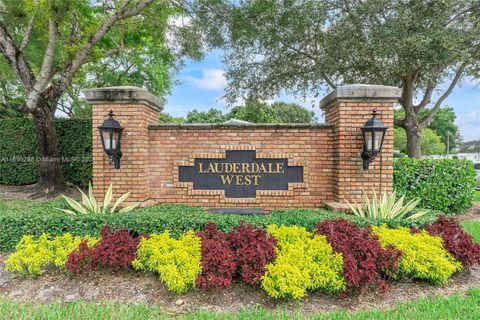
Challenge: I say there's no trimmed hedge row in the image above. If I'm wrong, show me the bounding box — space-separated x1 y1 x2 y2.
394 158 476 214
0 200 439 252
0 118 92 187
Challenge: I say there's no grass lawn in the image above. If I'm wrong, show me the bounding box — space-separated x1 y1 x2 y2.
474 191 480 202
0 289 479 320
462 220 480 244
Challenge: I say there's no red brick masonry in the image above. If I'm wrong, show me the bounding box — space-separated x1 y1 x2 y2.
86 85 401 212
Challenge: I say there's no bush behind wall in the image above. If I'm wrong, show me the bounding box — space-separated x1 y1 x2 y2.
394 158 476 214
0 118 92 187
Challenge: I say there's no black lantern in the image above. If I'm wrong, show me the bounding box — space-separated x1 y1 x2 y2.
361 110 388 170
98 110 123 169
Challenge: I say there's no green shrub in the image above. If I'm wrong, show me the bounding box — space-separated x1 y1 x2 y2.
55 119 92 187
0 118 38 185
394 158 476 214
0 118 92 187
0 199 440 252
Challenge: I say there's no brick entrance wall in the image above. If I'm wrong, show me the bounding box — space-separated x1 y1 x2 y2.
86 84 401 212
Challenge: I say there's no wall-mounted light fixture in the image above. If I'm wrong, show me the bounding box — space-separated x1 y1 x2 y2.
361 110 387 170
98 110 123 169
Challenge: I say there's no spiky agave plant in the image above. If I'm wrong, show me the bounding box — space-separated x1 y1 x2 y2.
59 182 137 215
347 189 429 220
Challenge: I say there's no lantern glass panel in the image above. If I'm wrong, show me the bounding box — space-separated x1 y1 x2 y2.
102 130 112 151
364 130 373 152
112 131 120 151
373 131 383 152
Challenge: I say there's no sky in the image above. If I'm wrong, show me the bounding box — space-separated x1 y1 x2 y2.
164 50 480 142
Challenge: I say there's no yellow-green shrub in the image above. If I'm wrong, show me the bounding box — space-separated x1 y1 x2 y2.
261 225 345 299
372 225 462 284
132 231 202 294
5 233 97 276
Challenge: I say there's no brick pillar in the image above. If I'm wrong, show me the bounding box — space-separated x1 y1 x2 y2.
319 84 401 212
85 86 163 206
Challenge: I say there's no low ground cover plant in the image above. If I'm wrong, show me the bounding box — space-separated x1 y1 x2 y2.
424 217 480 267
6 233 97 276
261 225 345 299
373 225 462 284
228 223 276 285
195 223 236 289
133 231 202 294
316 219 401 293
195 222 276 289
5 218 477 299
66 226 142 273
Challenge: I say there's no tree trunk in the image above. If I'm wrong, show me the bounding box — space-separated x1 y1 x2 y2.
404 120 422 159
31 104 67 194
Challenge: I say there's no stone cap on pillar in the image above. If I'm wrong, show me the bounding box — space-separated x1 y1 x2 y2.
320 84 402 111
85 86 164 111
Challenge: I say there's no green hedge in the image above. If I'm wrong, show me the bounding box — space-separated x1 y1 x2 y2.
0 118 92 187
0 199 438 252
394 158 476 214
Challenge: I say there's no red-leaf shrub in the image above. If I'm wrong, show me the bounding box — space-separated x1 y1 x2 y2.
65 240 95 274
196 223 236 289
66 226 141 274
228 223 276 285
424 217 480 267
91 226 141 271
316 219 401 293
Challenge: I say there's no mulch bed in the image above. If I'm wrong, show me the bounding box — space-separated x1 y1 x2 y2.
0 254 479 315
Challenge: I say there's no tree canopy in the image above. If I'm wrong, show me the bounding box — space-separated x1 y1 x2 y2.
0 0 216 192
213 0 480 158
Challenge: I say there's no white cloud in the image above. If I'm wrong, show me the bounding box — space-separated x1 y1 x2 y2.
184 69 227 90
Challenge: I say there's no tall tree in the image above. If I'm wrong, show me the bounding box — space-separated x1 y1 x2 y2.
395 107 462 152
394 127 446 156
217 0 480 158
0 0 207 194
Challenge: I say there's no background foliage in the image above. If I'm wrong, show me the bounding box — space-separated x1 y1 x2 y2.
159 101 318 124
393 158 476 214
0 118 92 186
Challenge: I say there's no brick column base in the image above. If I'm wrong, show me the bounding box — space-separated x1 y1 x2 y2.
86 86 164 206
319 84 401 212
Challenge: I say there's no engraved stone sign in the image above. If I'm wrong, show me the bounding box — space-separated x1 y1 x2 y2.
178 150 303 198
